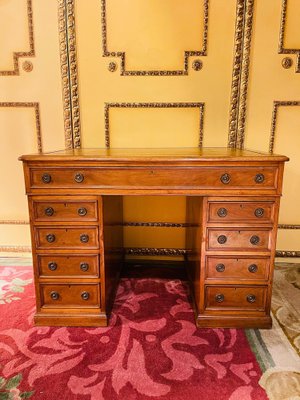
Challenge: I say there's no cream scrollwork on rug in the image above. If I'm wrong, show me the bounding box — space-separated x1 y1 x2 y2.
259 368 300 400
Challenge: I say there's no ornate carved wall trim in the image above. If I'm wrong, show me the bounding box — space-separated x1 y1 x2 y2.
278 224 300 229
125 247 189 256
269 100 300 153
0 0 35 76
0 246 31 253
228 0 254 149
279 0 300 73
124 222 196 228
104 102 205 148
0 102 42 152
0 221 29 225
276 250 300 258
101 0 209 76
58 0 81 149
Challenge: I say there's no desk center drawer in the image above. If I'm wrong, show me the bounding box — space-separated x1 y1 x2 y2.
34 227 99 249
30 166 277 190
207 228 271 251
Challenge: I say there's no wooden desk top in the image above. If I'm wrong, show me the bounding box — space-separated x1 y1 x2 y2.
20 147 289 163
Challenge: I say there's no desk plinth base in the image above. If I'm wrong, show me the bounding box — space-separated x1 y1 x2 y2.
34 312 108 327
196 315 272 329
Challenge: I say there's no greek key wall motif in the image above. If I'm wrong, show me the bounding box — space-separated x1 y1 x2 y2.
0 102 42 152
101 0 209 76
104 102 205 148
269 100 300 153
279 0 300 73
0 0 35 76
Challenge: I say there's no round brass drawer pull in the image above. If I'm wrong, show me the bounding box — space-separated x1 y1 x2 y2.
45 207 54 217
217 235 227 244
216 263 225 272
42 173 51 183
80 262 89 272
50 291 59 300
48 262 57 271
254 208 264 218
248 264 258 273
247 294 256 303
78 207 87 216
46 234 56 243
255 173 265 183
81 291 90 300
74 173 84 183
250 235 260 245
217 208 228 217
220 173 231 184
80 234 89 243
215 293 225 303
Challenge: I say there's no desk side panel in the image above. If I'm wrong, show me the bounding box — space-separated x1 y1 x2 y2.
186 196 203 314
102 195 124 316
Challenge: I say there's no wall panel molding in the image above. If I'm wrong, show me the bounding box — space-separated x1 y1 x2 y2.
124 222 195 228
0 102 42 152
0 221 29 225
104 102 205 148
278 0 300 73
100 0 209 76
58 0 81 148
278 224 300 229
0 0 35 76
125 247 189 256
269 100 300 153
0 246 31 253
228 0 254 149
276 250 300 258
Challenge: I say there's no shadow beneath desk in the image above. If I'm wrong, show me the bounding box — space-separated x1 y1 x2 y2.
121 260 188 280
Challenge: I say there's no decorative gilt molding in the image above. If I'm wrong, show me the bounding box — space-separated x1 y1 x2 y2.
228 0 254 149
101 0 209 76
0 246 31 253
104 102 205 148
22 60 33 72
276 250 300 258
0 102 42 152
278 0 300 73
0 0 35 76
58 0 81 149
125 248 189 256
123 222 197 228
278 224 300 229
0 221 29 225
269 101 300 153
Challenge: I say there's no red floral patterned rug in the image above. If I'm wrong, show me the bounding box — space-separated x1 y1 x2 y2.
0 261 268 400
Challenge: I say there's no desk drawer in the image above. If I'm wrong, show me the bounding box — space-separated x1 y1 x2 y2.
38 255 99 277
34 227 99 250
206 257 269 280
32 198 98 222
205 285 267 311
208 201 274 223
29 166 277 190
40 283 100 308
207 228 271 251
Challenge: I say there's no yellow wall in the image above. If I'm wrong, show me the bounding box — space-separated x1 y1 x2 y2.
0 0 299 259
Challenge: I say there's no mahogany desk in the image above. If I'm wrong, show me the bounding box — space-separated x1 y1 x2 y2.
20 148 288 328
